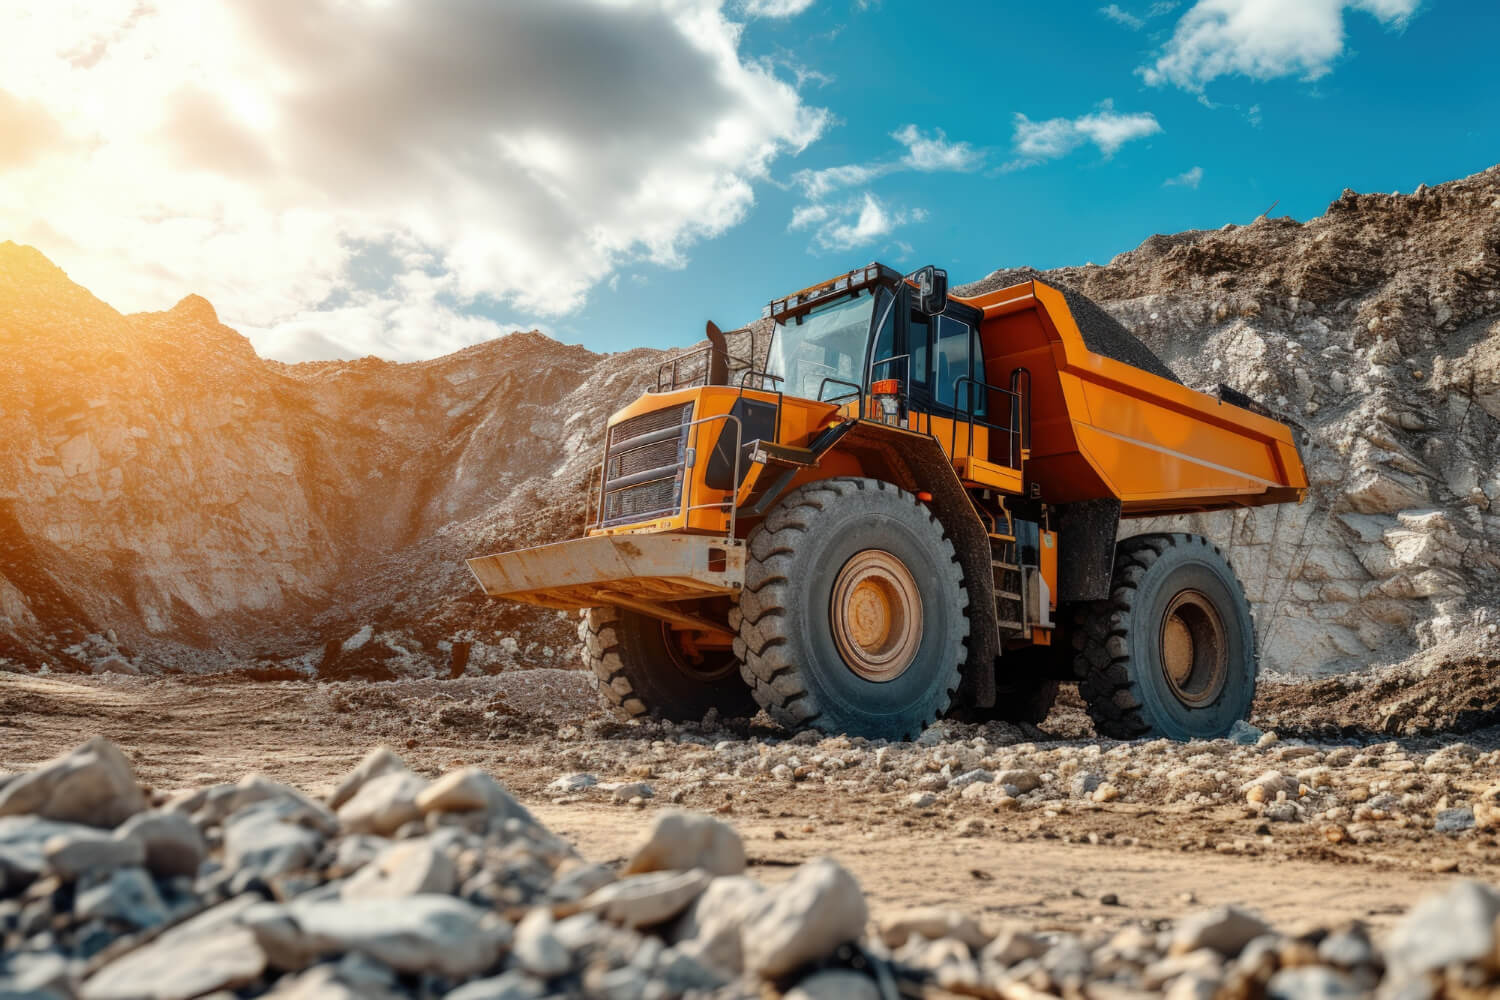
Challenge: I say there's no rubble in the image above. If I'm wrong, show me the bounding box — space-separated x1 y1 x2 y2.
2 737 1500 997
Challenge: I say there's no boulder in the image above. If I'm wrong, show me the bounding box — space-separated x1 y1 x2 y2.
82 895 266 1000
341 838 457 899
1383 880 1500 974
583 869 711 929
74 866 169 929
624 811 745 877
223 805 323 879
785 970 881 1000
44 826 145 879
1170 906 1273 958
512 908 572 978
670 874 767 974
337 771 430 836
115 810 208 877
879 906 990 950
328 747 412 810
243 894 511 976
416 767 535 826
0 737 146 828
741 857 868 978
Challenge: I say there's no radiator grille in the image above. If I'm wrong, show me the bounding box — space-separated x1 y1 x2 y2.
600 402 693 525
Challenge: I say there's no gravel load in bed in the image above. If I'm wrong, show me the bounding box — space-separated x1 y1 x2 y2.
5 737 1500 999
956 266 1184 384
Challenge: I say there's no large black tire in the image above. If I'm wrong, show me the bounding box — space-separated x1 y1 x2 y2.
731 478 969 740
1073 533 1256 740
579 607 755 722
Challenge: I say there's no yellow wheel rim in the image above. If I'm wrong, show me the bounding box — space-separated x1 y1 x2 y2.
831 549 923 682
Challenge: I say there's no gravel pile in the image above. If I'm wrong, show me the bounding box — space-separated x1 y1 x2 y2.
6 737 1500 999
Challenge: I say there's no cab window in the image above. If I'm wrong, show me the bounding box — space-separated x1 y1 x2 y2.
933 316 986 416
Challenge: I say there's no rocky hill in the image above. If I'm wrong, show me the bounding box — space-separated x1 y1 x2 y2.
0 164 1496 680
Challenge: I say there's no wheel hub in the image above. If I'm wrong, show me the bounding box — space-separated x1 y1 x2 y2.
1159 589 1228 708
831 549 922 682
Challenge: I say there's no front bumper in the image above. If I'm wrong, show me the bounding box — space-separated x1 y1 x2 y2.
465 533 745 611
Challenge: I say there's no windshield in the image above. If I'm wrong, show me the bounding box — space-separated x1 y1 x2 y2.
766 291 877 401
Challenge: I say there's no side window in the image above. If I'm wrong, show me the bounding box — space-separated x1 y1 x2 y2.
909 314 929 388
870 294 896 385
934 316 987 416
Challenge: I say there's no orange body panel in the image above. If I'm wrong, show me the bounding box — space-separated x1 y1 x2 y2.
953 280 1308 515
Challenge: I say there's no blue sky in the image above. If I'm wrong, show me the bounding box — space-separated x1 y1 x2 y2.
558 0 1500 355
3 0 1497 362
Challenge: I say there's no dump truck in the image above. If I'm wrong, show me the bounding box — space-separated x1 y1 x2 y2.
467 263 1308 740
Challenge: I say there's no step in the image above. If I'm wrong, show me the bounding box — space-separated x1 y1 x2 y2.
996 619 1026 631
745 440 817 468
990 560 1020 572
994 590 1022 601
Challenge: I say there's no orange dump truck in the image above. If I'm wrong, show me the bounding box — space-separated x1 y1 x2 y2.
468 263 1307 740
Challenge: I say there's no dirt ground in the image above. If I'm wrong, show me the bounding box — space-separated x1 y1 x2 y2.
4 668 1498 938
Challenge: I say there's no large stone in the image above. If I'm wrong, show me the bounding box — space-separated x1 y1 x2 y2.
44 826 145 879
337 771 430 836
115 810 208 878
243 894 511 976
624 811 745 877
223 806 322 879
0 815 86 888
741 857 868 978
879 906 990 950
512 908 571 978
341 838 457 899
1384 880 1500 973
81 895 266 1000
262 963 407 1000
1266 966 1364 1000
786 970 882 1000
670 874 767 974
583 869 711 929
1170 906 1272 957
0 737 146 828
328 747 411 810
416 768 535 826
75 866 169 929
175 774 337 834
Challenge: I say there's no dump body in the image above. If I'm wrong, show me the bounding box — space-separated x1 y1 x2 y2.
952 280 1307 515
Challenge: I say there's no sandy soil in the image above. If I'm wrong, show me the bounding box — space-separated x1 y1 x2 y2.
3 669 1496 937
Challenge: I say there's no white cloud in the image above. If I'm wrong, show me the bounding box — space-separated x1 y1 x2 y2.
1100 4 1145 28
1008 100 1162 168
1141 0 1421 91
740 0 817 16
790 193 918 252
893 124 982 172
793 163 890 200
1164 165 1204 188
0 0 830 361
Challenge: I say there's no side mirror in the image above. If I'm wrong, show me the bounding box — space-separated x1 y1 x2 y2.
910 265 948 316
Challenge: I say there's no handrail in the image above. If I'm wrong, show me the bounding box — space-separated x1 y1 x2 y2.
816 376 864 410
949 374 1022 469
1010 367 1032 454
656 345 754 392
680 413 743 540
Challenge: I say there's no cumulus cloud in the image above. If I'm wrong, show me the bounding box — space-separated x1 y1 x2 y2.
1164 165 1204 188
0 89 68 169
1141 0 1422 91
0 0 830 361
893 124 982 172
790 193 920 253
1007 100 1162 168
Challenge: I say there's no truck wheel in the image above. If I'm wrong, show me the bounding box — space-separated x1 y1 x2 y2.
1073 533 1255 740
579 607 755 722
731 478 969 741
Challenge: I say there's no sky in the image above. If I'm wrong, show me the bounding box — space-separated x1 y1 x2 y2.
2 0 1497 363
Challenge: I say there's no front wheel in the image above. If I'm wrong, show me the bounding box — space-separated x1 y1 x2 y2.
1073 533 1256 740
579 606 756 722
731 478 969 741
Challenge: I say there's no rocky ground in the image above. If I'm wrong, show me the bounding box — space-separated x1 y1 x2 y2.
2 165 1498 681
8 701 1500 1000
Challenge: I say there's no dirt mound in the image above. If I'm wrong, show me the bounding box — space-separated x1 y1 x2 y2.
1256 635 1500 738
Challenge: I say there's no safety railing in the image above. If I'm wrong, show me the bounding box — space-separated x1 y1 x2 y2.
680 413 744 540
949 375 1025 470
655 346 754 392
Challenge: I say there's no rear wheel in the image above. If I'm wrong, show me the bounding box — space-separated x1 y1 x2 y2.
1073 533 1255 740
732 478 969 740
579 606 755 722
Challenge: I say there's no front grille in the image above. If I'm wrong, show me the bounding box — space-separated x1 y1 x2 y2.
600 402 694 525
604 477 681 523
